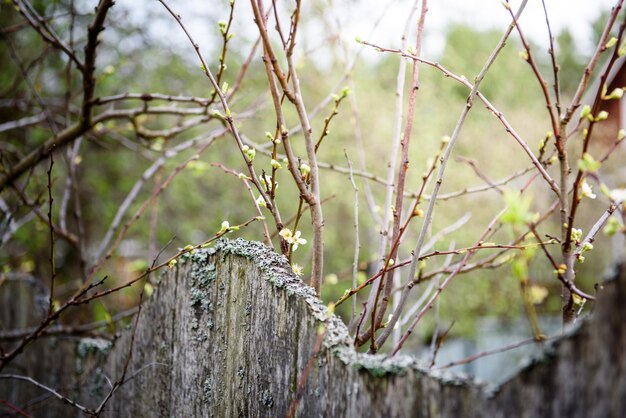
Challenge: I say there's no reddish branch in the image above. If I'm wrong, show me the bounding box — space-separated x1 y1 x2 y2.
368 0 429 353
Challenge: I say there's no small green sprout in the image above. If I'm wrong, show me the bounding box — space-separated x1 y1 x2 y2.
577 153 601 173
605 37 618 49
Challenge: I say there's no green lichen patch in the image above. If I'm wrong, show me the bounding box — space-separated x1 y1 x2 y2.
76 337 112 358
182 250 217 313
352 354 416 377
259 389 274 408
203 377 213 402
75 337 113 374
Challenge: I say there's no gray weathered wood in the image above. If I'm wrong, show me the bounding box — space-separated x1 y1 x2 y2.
1 239 624 417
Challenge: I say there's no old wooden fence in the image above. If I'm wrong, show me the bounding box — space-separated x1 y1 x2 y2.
1 238 625 417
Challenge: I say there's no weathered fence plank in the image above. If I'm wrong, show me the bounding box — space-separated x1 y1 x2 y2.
1 239 624 417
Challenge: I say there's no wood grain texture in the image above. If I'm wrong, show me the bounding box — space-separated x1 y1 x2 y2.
1 239 624 417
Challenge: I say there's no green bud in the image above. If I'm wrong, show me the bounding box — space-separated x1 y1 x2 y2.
605 88 624 100
605 37 618 49
579 104 591 120
538 138 545 151
603 217 621 237
270 159 282 169
299 163 311 176
595 110 609 121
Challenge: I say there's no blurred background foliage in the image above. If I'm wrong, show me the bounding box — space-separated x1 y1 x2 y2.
1 0 624 352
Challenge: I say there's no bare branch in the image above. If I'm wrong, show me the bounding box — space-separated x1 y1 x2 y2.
0 374 94 415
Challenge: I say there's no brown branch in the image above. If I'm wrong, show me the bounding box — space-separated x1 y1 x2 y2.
249 0 324 291
12 0 84 72
562 11 626 323
369 0 429 353
540 0 562 115
81 0 115 129
562 0 624 124
250 0 294 100
46 148 56 315
508 3 559 136
314 92 348 153
0 0 114 192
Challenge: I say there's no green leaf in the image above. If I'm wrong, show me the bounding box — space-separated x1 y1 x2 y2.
511 258 527 281
501 190 533 226
603 217 621 237
577 153 601 173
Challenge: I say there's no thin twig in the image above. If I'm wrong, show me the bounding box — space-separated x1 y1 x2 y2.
437 337 545 370
0 374 94 416
344 150 360 323
46 148 56 315
0 307 138 340
211 162 272 247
